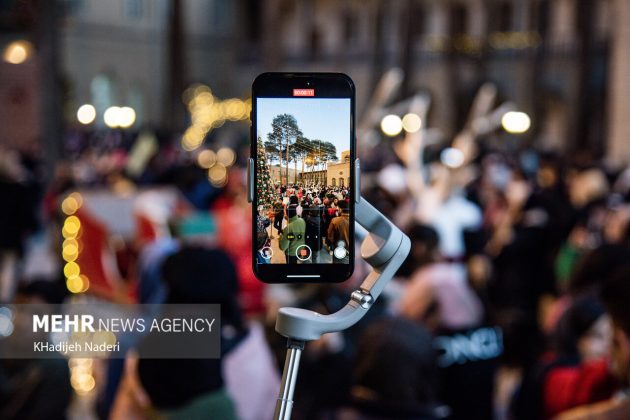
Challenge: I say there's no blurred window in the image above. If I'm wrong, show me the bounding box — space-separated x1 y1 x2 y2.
343 7 358 48
124 0 143 20
499 1 513 32
64 0 86 15
339 178 344 187
244 0 261 44
128 85 144 127
410 3 426 38
534 0 550 38
90 74 116 128
332 178 336 186
450 3 468 37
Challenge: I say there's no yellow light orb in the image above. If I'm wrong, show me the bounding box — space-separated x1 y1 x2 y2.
182 126 204 151
76 104 96 125
62 243 79 262
71 373 95 393
69 192 83 207
63 216 81 235
380 114 403 137
79 275 90 292
63 238 79 249
2 40 32 64
501 111 531 134
208 164 228 187
402 113 422 133
61 196 80 215
197 149 217 168
217 147 236 167
62 225 79 239
64 262 81 279
66 275 84 293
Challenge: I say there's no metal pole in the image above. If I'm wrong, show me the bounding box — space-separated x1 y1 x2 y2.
274 339 305 420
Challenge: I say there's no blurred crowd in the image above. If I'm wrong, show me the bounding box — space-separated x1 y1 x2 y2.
1 119 630 420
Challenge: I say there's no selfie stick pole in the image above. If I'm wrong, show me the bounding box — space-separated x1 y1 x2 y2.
249 159 411 420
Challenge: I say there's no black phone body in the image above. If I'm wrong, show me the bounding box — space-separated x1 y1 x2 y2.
251 72 356 283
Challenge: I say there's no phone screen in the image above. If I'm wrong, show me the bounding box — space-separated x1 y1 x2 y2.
255 96 352 267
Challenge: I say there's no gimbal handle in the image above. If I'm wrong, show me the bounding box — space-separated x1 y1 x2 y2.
274 186 410 340
247 158 410 420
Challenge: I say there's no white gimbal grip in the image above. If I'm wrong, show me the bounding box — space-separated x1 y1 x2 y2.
274 161 411 341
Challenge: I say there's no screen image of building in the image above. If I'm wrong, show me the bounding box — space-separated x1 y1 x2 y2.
269 164 300 185
301 150 350 187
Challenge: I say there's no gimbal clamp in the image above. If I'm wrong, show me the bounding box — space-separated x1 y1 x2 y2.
247 158 411 420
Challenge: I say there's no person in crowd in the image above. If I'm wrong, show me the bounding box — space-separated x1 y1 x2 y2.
256 204 271 263
0 148 40 303
112 245 279 420
396 224 495 420
331 317 449 419
280 204 306 264
545 297 616 417
516 297 616 419
0 281 71 420
328 200 350 264
556 266 630 419
273 198 285 236
304 201 324 263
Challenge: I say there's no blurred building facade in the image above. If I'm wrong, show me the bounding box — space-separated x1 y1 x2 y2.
60 0 237 129
1 0 629 163
242 0 620 160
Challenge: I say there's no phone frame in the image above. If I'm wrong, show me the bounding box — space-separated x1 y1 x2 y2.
251 72 356 283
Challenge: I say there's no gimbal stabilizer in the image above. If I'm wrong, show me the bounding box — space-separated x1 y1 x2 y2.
247 158 411 420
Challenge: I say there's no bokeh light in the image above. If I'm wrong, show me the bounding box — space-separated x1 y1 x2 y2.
69 358 96 395
381 114 403 137
182 84 251 151
61 193 83 215
63 215 81 236
0 307 14 337
64 261 80 278
104 106 121 128
501 111 531 134
208 164 228 187
62 242 79 262
66 275 84 293
217 147 236 167
197 149 217 168
118 107 136 128
104 106 136 128
440 147 465 168
2 40 33 64
76 104 96 125
402 113 422 133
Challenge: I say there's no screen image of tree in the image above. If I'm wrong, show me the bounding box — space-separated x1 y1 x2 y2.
255 98 351 265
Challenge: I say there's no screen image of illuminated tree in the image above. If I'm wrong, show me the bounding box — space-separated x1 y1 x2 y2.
257 137 276 208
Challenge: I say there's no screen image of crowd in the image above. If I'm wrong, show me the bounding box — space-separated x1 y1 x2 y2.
255 101 353 266
256 183 351 265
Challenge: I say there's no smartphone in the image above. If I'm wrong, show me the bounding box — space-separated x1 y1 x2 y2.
250 73 356 283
